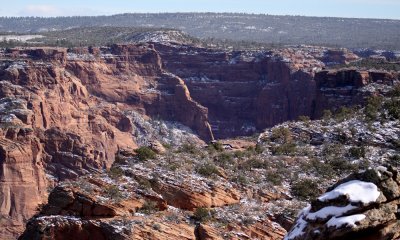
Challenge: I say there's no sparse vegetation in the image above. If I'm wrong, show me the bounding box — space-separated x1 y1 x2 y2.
196 163 219 177
139 201 159 214
135 146 157 161
105 185 123 201
208 141 224 152
179 143 199 154
334 106 355 122
214 152 234 167
108 166 124 180
2 13 400 49
364 96 383 122
348 146 366 159
291 179 319 201
265 170 283 185
192 207 211 222
271 127 292 144
271 143 297 156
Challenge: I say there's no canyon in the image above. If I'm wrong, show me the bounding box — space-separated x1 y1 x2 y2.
0 42 398 239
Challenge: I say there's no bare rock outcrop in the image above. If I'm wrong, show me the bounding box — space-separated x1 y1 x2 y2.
0 49 137 238
1 43 398 239
314 68 398 117
285 166 400 240
157 43 318 138
66 44 214 141
19 215 197 240
125 164 241 210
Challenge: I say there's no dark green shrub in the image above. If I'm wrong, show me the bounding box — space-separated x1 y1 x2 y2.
322 143 344 158
108 167 124 180
389 155 400 167
179 143 199 154
255 144 264 154
136 177 152 190
322 110 333 121
105 185 123 201
265 170 283 185
196 163 219 177
208 141 224 152
305 158 335 178
242 158 265 170
349 146 366 159
384 99 400 120
364 96 383 121
327 158 355 174
139 201 159 214
388 85 400 97
334 106 354 122
215 152 234 167
233 150 246 159
135 147 156 161
192 207 210 222
166 162 180 171
271 143 297 156
232 173 249 185
291 179 319 201
298 115 311 122
271 127 292 144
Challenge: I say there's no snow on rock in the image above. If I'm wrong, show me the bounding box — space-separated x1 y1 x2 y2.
306 204 356 221
326 214 366 228
283 205 310 240
318 180 380 204
285 167 400 240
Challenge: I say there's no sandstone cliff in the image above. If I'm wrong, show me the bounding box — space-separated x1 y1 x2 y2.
0 43 398 239
155 44 391 139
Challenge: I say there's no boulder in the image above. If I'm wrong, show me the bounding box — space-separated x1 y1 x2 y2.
285 166 400 240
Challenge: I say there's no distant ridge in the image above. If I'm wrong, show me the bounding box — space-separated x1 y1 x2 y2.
1 13 400 49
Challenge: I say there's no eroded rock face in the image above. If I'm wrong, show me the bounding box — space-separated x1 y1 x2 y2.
0 135 47 238
1 43 398 239
19 215 198 240
66 44 214 141
155 44 394 139
227 220 287 240
285 166 400 240
124 164 241 210
0 48 130 238
156 44 321 138
314 69 399 117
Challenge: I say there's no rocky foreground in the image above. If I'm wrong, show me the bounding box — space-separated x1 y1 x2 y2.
0 41 399 239
286 167 400 240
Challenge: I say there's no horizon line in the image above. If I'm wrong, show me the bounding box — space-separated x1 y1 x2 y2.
1 12 399 21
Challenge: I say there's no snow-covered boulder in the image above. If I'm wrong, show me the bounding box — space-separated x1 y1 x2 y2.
285 166 400 240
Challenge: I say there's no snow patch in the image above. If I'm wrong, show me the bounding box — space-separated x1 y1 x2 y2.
326 214 366 228
318 180 380 204
306 204 356 221
284 205 310 240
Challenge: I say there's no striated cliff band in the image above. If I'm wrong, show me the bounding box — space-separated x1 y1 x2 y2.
0 42 398 239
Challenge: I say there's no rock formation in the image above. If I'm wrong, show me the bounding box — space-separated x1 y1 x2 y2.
314 68 399 117
155 43 395 138
285 166 400 240
0 42 398 239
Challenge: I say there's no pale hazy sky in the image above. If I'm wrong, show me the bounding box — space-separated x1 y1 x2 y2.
0 0 399 19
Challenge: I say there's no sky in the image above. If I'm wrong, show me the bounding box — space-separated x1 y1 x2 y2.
0 0 399 19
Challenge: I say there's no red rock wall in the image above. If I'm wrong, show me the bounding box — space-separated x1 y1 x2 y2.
155 44 317 138
313 69 397 117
